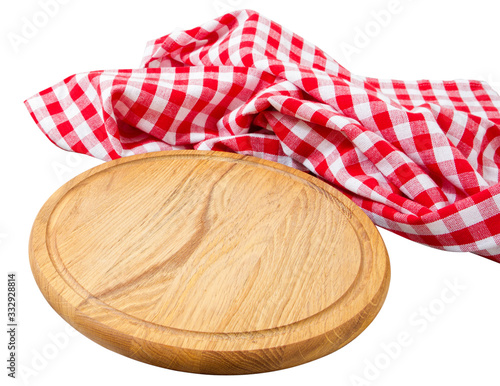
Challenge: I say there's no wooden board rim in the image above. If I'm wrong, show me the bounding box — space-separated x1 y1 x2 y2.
29 150 391 374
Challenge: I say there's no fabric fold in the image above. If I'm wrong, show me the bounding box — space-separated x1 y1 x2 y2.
25 9 500 262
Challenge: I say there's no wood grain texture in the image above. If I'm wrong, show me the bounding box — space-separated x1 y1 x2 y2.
29 150 390 374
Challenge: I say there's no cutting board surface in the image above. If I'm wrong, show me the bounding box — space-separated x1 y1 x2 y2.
29 150 390 374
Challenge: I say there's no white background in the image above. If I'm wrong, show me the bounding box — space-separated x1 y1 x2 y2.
1 0 500 385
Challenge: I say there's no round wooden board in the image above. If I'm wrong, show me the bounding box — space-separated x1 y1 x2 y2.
29 150 390 375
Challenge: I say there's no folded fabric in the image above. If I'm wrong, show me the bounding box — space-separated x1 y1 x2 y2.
25 9 500 263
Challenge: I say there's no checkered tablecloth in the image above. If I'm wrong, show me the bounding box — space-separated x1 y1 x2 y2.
25 9 500 262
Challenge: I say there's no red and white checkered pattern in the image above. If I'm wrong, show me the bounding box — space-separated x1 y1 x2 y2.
25 9 500 262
